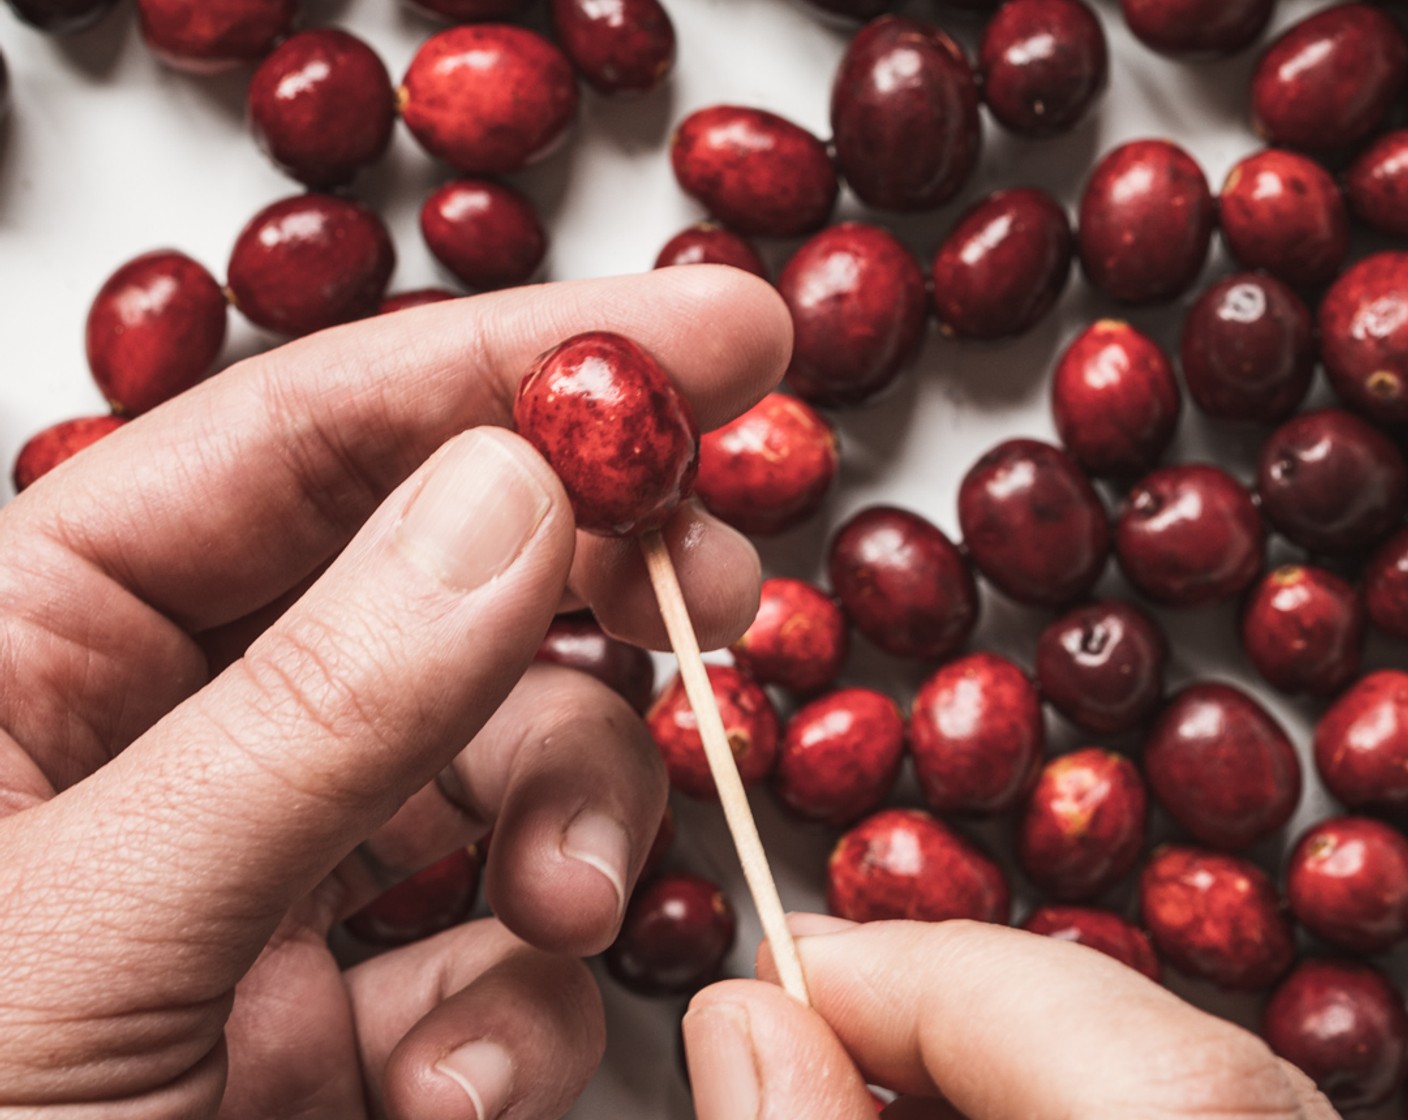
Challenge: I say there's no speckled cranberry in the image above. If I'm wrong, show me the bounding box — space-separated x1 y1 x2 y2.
653 223 767 279
1219 150 1347 291
773 688 905 825
1021 905 1161 981
1318 252 1408 427
513 331 698 536
605 872 736 996
730 578 848 696
827 506 979 661
1251 3 1408 154
12 416 126 494
378 288 458 315
1315 671 1408 811
1120 0 1273 57
136 0 297 74
534 612 655 714
84 250 228 416
979 0 1107 138
344 848 480 946
1115 465 1264 607
957 439 1110 608
4 0 117 34
1287 817 1408 954
400 26 578 176
1077 139 1214 304
420 179 546 292
1366 529 1408 641
1180 273 1314 423
671 106 838 238
405 0 530 18
1051 320 1180 477
780 223 927 407
646 664 778 800
552 0 674 96
830 16 981 211
828 808 1010 924
1242 566 1365 697
1035 600 1166 735
1346 130 1408 239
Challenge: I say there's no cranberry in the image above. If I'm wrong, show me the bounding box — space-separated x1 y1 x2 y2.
730 578 848 696
135 0 297 74
931 188 1073 340
1315 671 1408 812
1318 252 1408 427
405 0 530 18
420 179 546 293
400 26 578 176
957 439 1109 608
1366 528 1408 641
1242 566 1365 697
3 0 117 34
1115 465 1264 607
378 289 458 315
344 848 480 946
828 808 1010 924
773 688 905 825
1050 320 1180 477
640 806 674 881
605 872 736 996
1035 600 1166 735
1179 273 1314 423
1021 905 1161 981
830 16 981 211
670 106 838 238
1286 817 1408 954
12 416 126 494
653 223 767 279
1077 140 1214 304
552 0 674 96
1017 748 1146 901
910 653 1044 817
978 0 1108 138
534 612 656 714
780 223 928 407
827 506 979 661
1346 130 1408 240
695 393 838 535
1120 0 1273 57
226 194 396 338
513 331 698 536
646 664 778 800
1218 150 1347 291
85 250 228 416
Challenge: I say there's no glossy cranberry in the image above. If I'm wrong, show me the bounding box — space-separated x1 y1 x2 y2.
640 806 674 881
1021 905 1161 981
957 439 1109 608
405 0 530 18
534 613 656 713
344 849 480 946
1120 0 1272 57
827 506 979 661
1242 566 1365 697
1116 465 1264 607
780 223 927 407
136 0 297 74
1315 671 1408 811
420 179 546 293
773 688 905 825
1318 253 1408 427
1251 3 1408 154
1035 600 1166 735
1256 409 1407 556
931 188 1072 340
605 872 736 996
513 332 698 536
12 416 126 494
731 578 848 696
653 223 767 279
1264 960 1408 1111
670 106 838 238
1017 748 1146 901
646 664 778 800
400 26 578 176
227 195 394 338
1346 130 1408 239
830 16 981 211
1077 140 1214 305
1050 320 1180 477
3 0 117 34
979 0 1107 138
85 250 228 416
1287 817 1408 954
1366 529 1408 641
1179 273 1314 423
828 808 1010 924
552 0 674 96
1219 150 1347 291
378 289 458 315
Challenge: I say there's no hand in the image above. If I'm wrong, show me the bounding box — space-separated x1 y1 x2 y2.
685 914 1340 1120
0 268 790 1119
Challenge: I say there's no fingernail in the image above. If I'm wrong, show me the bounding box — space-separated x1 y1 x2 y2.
682 1003 761 1120
787 912 858 937
435 1040 515 1120
560 809 630 919
398 429 552 591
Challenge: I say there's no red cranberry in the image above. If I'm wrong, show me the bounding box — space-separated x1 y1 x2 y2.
1050 320 1180 477
646 664 778 800
828 808 1010 924
978 0 1108 138
1021 905 1161 981
1077 140 1214 304
534 612 656 714
12 416 126 494
405 0 530 18
1315 671 1408 811
552 0 675 96
1179 273 1314 423
1286 817 1408 954
773 688 905 826
605 872 736 996
513 332 698 537
4 0 117 34
1120 0 1273 57
653 223 767 279
1115 465 1264 607
1251 3 1408 154
910 653 1044 817
730 578 848 696
344 848 480 946
957 439 1109 608
226 194 395 338
85 250 228 416
670 105 838 238
830 16 981 211
1242 566 1365 697
1318 252 1408 427
931 188 1073 340
1264 960 1408 1111
1346 130 1408 240
780 223 927 407
827 506 979 661
420 179 546 293
1017 748 1147 901
136 0 297 74
378 289 458 315
1366 528 1408 641
1218 150 1347 291
640 806 674 881
400 26 578 176
1035 600 1166 735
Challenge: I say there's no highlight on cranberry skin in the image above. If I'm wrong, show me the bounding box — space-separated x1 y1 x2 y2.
730 578 848 696
1035 599 1166 735
646 664 778 800
1021 905 1161 982
979 0 1107 138
1318 252 1408 427
420 178 547 292
1286 816 1408 955
1240 565 1365 698
551 0 676 97
534 613 656 714
1315 671 1408 812
654 223 768 279
136 0 298 75
605 872 736 997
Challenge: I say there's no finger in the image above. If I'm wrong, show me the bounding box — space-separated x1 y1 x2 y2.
1277 1060 1340 1120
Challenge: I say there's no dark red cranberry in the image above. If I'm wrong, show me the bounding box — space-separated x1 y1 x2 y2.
828 808 1010 924
1366 528 1408 641
957 439 1109 608
85 250 228 416
405 0 531 18
1021 905 1161 981
12 416 126 494
827 506 979 661
420 179 546 292
978 0 1107 138
640 806 674 881
1035 600 1167 735
1251 3 1408 154
1120 0 1273 57
1318 252 1408 427
670 106 838 238
227 195 395 339
931 188 1072 340
830 16 981 212
1218 150 1347 291
1287 817 1408 954
1179 273 1314 423
605 872 736 996
780 223 927 407
730 578 848 696
1050 320 1180 477
344 848 480 946
1346 130 1408 240
378 289 458 315
773 688 905 825
3 0 118 34
1077 140 1214 304
534 613 656 714
1242 566 1365 697
552 0 674 96
1115 465 1265 607
646 664 778 800
653 223 767 279
1315 671 1408 811
400 26 578 176
1256 409 1407 556
136 0 297 74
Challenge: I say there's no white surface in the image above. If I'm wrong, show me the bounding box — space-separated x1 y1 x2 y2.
1 0 1406 1116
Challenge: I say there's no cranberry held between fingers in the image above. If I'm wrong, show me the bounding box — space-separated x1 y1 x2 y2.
1318 253 1408 427
1119 0 1273 57
646 664 777 800
378 288 458 315
534 613 656 714
1315 671 1408 811
513 332 698 536
730 578 848 696
1366 529 1408 641
552 0 675 96
1286 817 1408 954
605 872 736 996
1346 131 1408 240
978 0 1108 138
344 849 480 945
1242 567 1365 697
653 223 767 279
85 250 228 416
12 416 126 493
421 179 546 292
136 0 298 74
1021 905 1161 981
1035 600 1167 735
773 688 905 825
3 0 117 34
